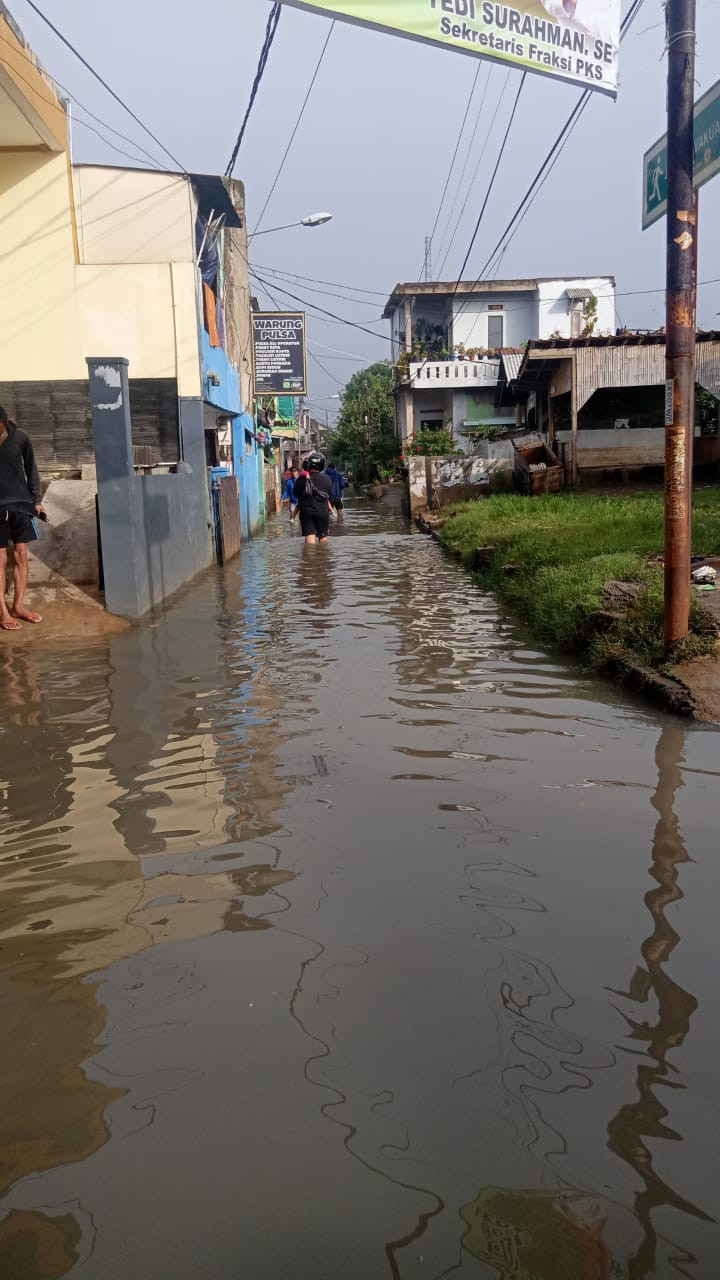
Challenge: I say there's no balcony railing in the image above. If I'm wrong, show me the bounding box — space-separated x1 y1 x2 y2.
407 359 500 388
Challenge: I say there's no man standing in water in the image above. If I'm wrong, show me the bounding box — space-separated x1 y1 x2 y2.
292 451 333 544
0 406 45 631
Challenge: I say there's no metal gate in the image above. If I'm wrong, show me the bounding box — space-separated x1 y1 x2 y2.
218 475 242 563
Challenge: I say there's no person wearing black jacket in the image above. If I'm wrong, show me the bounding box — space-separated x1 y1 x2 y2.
0 406 45 630
293 451 333 544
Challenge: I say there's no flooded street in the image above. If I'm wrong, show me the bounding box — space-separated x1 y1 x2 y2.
1 497 719 1279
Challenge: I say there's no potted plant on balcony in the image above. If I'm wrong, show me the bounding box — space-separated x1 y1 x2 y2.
454 343 465 362
395 350 410 379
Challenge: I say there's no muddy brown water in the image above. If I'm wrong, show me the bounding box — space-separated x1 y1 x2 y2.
1 499 718 1279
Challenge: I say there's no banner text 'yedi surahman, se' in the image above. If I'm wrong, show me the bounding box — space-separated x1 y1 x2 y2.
283 0 620 96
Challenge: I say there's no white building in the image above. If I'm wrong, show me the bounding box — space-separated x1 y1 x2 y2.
383 277 615 450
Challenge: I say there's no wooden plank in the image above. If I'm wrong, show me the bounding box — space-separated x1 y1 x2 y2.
218 475 242 563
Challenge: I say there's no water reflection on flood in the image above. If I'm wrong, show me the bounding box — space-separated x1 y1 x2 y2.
0 499 718 1279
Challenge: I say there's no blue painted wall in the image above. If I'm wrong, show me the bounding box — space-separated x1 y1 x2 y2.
201 329 241 415
232 412 263 538
200 329 263 539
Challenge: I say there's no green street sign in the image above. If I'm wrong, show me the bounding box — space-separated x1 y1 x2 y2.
643 77 720 229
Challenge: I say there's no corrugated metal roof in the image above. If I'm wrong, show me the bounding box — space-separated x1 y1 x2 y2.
500 352 524 382
565 287 593 300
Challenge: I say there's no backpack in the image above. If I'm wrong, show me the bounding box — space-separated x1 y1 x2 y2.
305 475 327 503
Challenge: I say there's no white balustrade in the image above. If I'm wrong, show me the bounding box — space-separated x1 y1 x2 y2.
408 359 500 388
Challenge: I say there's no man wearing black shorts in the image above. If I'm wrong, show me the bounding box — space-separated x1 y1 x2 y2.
0 406 45 631
293 451 333 544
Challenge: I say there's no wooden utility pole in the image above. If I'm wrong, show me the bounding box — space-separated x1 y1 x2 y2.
664 0 697 644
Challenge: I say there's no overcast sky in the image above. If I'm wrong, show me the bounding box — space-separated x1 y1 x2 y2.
13 0 720 418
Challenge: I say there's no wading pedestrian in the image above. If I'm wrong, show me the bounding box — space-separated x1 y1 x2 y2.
293 451 333 544
0 406 45 632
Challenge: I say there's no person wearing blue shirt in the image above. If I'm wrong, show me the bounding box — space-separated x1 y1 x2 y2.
325 464 348 523
282 466 300 517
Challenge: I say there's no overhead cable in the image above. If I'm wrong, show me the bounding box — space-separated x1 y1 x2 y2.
250 270 388 340
434 65 498 275
21 0 186 172
225 2 282 177
451 71 527 292
418 61 482 276
252 20 335 232
454 0 647 316
250 270 382 309
252 263 387 298
55 78 167 169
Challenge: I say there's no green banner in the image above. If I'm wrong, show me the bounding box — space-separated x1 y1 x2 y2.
284 0 619 96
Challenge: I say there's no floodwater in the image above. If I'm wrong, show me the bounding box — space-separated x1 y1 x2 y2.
1 498 718 1280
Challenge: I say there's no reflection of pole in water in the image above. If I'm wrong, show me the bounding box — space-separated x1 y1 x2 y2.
607 726 712 1278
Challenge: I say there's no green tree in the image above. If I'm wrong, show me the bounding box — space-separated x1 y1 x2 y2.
326 361 398 481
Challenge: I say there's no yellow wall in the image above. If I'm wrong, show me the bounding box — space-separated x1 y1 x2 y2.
0 150 84 380
73 166 195 265
77 261 201 396
0 151 202 393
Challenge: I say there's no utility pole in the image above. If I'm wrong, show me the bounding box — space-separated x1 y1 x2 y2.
423 235 432 283
664 0 697 644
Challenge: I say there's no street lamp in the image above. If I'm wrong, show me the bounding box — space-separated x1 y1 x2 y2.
248 212 332 240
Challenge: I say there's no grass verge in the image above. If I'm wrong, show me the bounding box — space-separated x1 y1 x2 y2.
438 488 720 671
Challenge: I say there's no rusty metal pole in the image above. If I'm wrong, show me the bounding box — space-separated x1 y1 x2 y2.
664 0 697 644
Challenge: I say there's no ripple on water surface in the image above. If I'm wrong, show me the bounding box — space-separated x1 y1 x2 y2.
0 498 718 1279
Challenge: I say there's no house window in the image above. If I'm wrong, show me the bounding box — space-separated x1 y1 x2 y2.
570 304 583 338
488 314 504 349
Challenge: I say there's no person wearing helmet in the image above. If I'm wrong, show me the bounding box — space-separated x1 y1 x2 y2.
292 451 333 544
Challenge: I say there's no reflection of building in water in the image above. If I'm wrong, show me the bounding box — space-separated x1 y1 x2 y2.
606 727 712 1277
0 1208 82 1280
0 571 294 1269
461 1186 618 1279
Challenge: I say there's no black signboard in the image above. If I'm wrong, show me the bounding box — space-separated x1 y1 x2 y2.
252 311 307 396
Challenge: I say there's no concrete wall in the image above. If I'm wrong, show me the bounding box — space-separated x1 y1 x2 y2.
201 328 241 415
452 291 537 351
72 167 195 265
555 424 717 474
537 277 615 337
89 359 212 618
78 261 201 394
0 151 202 394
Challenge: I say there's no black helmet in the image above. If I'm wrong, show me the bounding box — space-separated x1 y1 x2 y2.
307 451 325 472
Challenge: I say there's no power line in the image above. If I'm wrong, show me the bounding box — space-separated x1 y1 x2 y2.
418 61 481 277
21 0 186 172
252 263 387 298
225 2 282 177
434 64 496 274
452 72 527 292
250 270 389 340
69 113 161 168
249 269 382 309
451 0 648 339
308 348 341 384
252 20 335 232
55 78 167 169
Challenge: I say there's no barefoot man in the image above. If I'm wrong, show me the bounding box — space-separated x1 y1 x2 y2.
0 405 45 631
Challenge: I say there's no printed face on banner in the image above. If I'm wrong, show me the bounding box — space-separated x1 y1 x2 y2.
283 0 620 97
